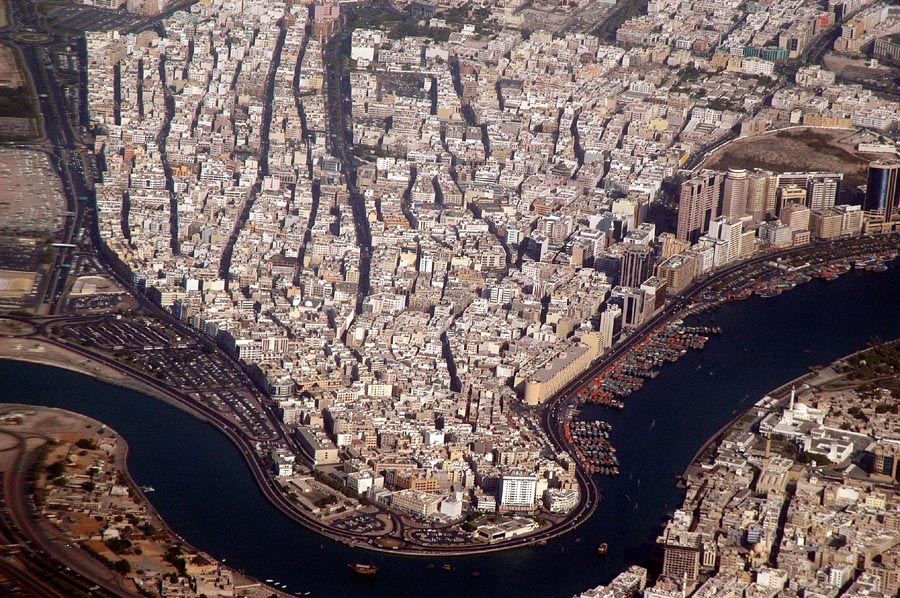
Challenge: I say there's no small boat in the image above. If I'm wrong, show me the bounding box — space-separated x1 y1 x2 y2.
597 543 608 556
442 564 453 571
140 486 155 493
349 563 378 575
471 571 481 577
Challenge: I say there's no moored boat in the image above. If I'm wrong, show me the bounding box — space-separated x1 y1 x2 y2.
349 563 378 575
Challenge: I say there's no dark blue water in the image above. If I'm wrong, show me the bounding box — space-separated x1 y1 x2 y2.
3 264 900 597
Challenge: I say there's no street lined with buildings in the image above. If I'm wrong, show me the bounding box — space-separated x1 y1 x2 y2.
4 0 900 594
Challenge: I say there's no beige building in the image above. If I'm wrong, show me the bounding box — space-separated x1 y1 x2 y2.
662 530 702 584
524 333 602 406
657 254 695 297
810 209 843 240
659 232 691 259
296 427 340 467
779 202 810 232
390 489 443 517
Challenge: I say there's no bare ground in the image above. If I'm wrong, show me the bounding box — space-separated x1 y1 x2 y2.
701 127 884 190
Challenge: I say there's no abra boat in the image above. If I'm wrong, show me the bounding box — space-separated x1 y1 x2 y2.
349 563 378 575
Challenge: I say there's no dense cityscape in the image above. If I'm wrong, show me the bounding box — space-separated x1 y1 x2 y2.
2 0 900 595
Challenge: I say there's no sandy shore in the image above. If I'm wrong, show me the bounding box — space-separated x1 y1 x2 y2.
0 338 209 421
0 404 291 597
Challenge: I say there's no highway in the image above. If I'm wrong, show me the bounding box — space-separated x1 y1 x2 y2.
1 0 94 316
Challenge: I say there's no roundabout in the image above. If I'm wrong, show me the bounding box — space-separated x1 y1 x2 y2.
11 31 50 43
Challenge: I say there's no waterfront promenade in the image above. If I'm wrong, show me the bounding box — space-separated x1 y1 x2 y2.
2 234 899 560
5 256 900 597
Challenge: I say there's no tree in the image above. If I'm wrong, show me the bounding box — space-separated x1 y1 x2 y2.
46 461 66 479
76 438 98 450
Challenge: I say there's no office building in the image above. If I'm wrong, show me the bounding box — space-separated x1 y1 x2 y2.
677 171 722 244
659 232 691 259
708 216 743 264
807 177 839 210
721 168 748 219
499 475 538 511
746 170 778 221
620 244 655 287
657 254 695 296
779 201 810 232
611 286 645 329
599 304 622 351
662 530 702 584
523 341 595 406
864 160 900 222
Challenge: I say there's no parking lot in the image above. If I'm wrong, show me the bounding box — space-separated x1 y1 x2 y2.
61 317 180 351
68 292 133 312
409 528 470 545
42 4 139 33
60 317 279 440
332 513 386 534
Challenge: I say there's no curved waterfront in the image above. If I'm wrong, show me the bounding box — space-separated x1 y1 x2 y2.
3 263 900 597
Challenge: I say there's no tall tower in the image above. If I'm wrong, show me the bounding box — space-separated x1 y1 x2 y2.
722 168 749 219
864 161 900 222
746 170 777 221
677 171 722 244
599 304 622 351
620 244 655 288
708 217 743 264
807 177 839 210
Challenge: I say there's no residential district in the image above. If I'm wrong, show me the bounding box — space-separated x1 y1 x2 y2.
77 0 900 552
0 0 888 590
576 343 900 598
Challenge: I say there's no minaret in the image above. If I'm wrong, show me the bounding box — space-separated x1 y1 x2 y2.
789 386 796 412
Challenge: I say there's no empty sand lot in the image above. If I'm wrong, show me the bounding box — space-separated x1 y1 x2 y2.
700 127 889 191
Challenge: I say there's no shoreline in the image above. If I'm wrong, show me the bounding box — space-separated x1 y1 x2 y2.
1 236 898 562
0 337 594 557
0 403 291 598
0 244 898 598
0 338 210 423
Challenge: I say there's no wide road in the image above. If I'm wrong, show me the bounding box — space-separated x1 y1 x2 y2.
1 0 94 315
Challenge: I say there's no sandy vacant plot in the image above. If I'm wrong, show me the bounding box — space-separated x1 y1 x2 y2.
701 127 885 190
0 44 23 88
0 270 36 298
